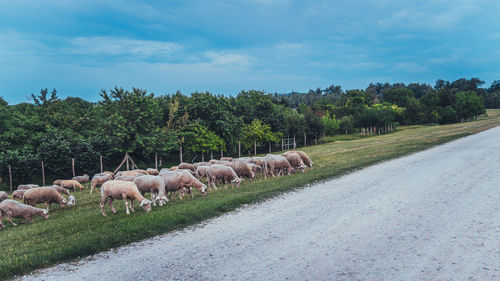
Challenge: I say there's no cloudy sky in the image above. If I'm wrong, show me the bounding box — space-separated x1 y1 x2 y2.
1 0 499 104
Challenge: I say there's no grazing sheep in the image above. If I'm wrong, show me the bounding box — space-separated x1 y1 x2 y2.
17 184 39 190
100 180 152 216
12 190 27 200
193 162 211 170
195 166 209 179
102 171 114 178
206 165 242 189
220 157 233 162
53 179 64 185
67 195 75 206
178 162 195 171
231 160 255 179
47 185 71 196
247 163 262 175
90 174 113 194
23 187 67 210
133 175 168 206
208 159 218 164
59 180 84 191
283 150 313 167
0 191 8 202
264 155 295 177
131 169 148 175
170 166 179 170
115 171 142 177
249 157 266 168
177 168 197 176
282 152 307 173
161 171 207 200
72 174 89 184
146 168 159 176
114 175 136 181
0 199 49 226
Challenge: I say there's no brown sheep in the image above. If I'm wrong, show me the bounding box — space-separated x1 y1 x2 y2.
114 175 136 181
283 150 313 167
59 180 84 191
17 184 39 190
0 199 49 226
230 160 255 179
131 169 148 175
102 171 114 178
220 157 233 162
53 179 64 185
133 175 168 206
161 171 207 200
100 180 152 216
282 152 307 173
12 189 27 200
90 174 113 194
169 166 179 170
206 165 242 189
23 187 67 210
146 168 159 176
0 191 8 202
178 162 195 171
115 171 142 177
72 174 89 184
264 155 295 177
193 162 211 170
195 166 209 179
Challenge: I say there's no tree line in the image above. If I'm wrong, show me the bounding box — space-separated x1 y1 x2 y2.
1 77 497 184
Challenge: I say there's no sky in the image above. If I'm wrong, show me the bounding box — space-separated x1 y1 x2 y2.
1 0 499 104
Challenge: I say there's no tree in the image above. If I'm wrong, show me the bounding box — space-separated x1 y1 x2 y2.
454 91 485 120
181 122 225 158
383 88 414 108
240 119 281 154
321 111 340 136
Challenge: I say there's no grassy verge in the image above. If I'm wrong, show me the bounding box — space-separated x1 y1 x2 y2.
1 109 499 279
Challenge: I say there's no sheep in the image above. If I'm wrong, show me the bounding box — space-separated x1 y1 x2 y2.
133 175 168 206
53 179 64 185
59 180 84 191
247 163 262 175
131 169 148 175
178 162 195 171
47 185 71 196
72 174 89 184
283 150 313 167
115 171 142 177
161 171 207 200
0 191 8 202
12 189 27 200
114 175 136 181
230 160 255 179
23 187 67 210
17 184 39 190
206 165 242 189
90 173 113 194
282 152 307 173
0 199 49 226
193 162 211 170
249 157 266 169
220 157 233 162
169 166 179 170
195 165 209 179
177 168 197 176
146 168 159 176
102 171 114 178
264 155 295 178
100 180 152 216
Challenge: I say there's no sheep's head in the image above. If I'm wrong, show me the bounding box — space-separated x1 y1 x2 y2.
200 184 207 195
289 167 296 174
300 164 307 173
140 199 152 212
59 198 67 207
157 196 168 206
41 209 49 219
67 195 75 206
232 177 242 187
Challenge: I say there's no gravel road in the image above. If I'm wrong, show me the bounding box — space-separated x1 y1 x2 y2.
20 127 500 281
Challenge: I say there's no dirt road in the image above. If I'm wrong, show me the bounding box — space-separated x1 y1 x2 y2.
20 127 500 280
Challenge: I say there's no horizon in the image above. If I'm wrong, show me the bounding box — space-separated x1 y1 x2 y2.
1 1 499 104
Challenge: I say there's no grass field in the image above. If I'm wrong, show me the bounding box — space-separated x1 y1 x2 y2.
1 109 499 280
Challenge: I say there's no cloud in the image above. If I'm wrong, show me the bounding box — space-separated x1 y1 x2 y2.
67 37 182 58
204 51 254 67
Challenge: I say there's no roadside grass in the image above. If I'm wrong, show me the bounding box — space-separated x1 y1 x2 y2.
1 109 499 279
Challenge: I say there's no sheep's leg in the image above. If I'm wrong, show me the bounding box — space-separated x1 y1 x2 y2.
100 197 108 216
151 192 156 206
123 196 130 215
188 187 193 198
24 216 34 223
108 198 117 214
129 200 135 212
45 202 50 210
6 215 17 226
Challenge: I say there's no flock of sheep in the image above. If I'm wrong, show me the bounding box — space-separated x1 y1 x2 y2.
0 150 312 230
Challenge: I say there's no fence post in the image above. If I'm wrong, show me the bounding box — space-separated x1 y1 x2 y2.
211 151 213 160
201 151 205 162
238 140 241 158
254 140 256 155
41 161 45 186
72 158 75 178
293 135 296 148
155 153 158 170
126 156 130 171
221 150 224 158
100 155 103 173
179 146 183 163
281 138 284 151
8 164 12 192
304 132 307 147
269 142 271 153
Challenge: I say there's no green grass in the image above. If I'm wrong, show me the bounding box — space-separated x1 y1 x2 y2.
1 109 499 280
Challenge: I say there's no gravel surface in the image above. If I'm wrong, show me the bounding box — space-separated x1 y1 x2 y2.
20 127 500 281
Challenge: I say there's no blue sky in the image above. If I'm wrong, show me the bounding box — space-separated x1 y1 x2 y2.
1 0 499 104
